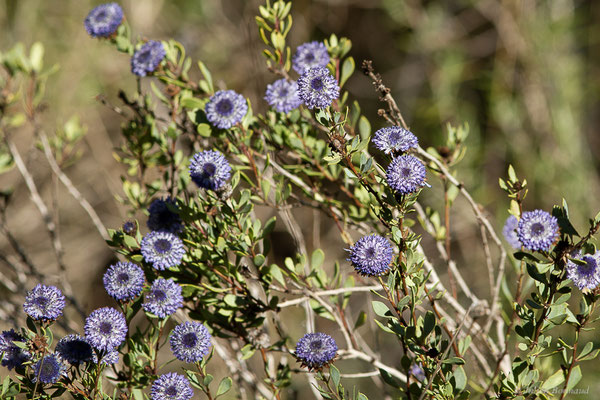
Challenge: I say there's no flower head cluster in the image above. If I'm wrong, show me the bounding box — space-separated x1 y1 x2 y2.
169 321 212 363
84 307 128 352
372 127 418 155
189 150 232 191
84 3 123 38
141 231 185 270
56 335 95 365
147 197 183 234
297 66 339 109
502 215 521 249
103 261 145 301
0 329 30 370
122 220 137 236
32 354 67 385
566 251 600 291
295 332 337 370
386 155 427 195
23 284 65 321
516 210 559 252
143 278 183 318
131 40 166 77
205 90 248 129
348 234 394 276
101 350 120 365
265 79 302 113
151 372 194 400
409 363 426 381
292 41 330 74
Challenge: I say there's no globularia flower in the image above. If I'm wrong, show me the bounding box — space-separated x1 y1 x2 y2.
348 234 394 276
131 40 166 77
410 363 426 381
265 79 302 113
23 284 66 321
386 155 427 195
502 215 521 249
84 3 123 38
297 66 340 109
372 126 418 155
169 321 212 363
516 210 559 252
32 354 67 385
292 41 330 74
189 150 232 191
205 90 248 129
566 251 600 290
122 220 137 236
147 197 183 234
0 329 30 370
295 332 337 370
143 278 183 318
141 231 185 270
103 261 145 301
101 350 120 365
84 307 128 352
151 372 194 400
56 335 95 365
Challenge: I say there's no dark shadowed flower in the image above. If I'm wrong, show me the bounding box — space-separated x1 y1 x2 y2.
84 3 123 38
372 127 418 155
0 329 30 370
122 220 137 236
143 278 183 318
297 66 339 109
265 79 302 113
32 354 67 385
103 261 145 301
147 197 183 234
84 307 128 352
292 41 330 74
23 284 65 321
131 40 166 77
169 321 212 363
386 155 427 195
189 150 232 191
566 251 600 290
151 372 194 400
502 215 521 249
517 210 559 252
348 234 394 276
295 332 337 370
205 90 248 129
101 349 120 365
56 334 95 365
141 231 185 270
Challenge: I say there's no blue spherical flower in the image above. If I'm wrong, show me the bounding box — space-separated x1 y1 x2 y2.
205 90 248 129
386 155 427 195
84 307 128 352
372 127 418 155
122 220 137 236
169 321 212 363
103 261 145 301
189 150 232 191
131 40 166 77
101 349 120 365
0 329 30 370
84 3 123 38
292 41 330 74
502 215 521 249
265 79 303 113
147 197 183 234
348 234 394 276
409 363 426 381
566 251 600 290
56 334 95 365
23 284 66 321
151 372 194 400
32 354 67 385
143 278 183 318
517 210 559 252
141 231 185 270
295 332 337 370
297 66 340 109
